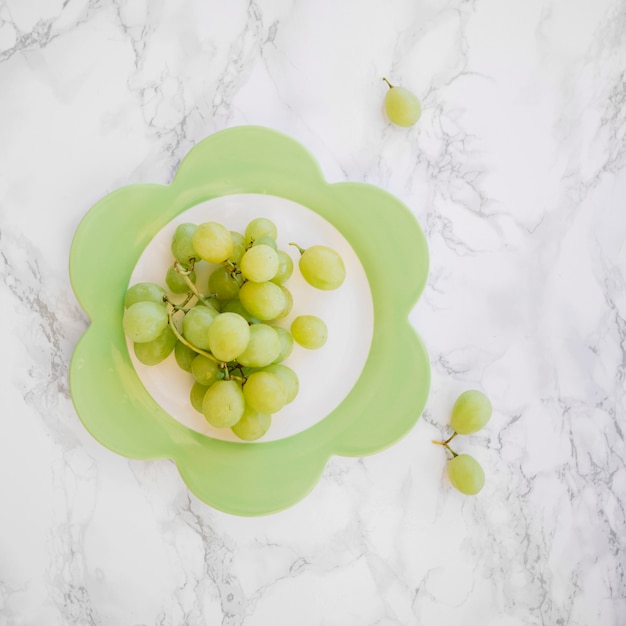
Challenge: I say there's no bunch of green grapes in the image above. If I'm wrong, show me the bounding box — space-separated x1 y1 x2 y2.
122 216 345 441
432 390 493 495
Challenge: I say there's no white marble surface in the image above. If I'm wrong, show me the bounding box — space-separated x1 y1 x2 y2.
1 0 625 624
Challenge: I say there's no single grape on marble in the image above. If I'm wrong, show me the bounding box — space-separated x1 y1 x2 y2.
382 77 421 127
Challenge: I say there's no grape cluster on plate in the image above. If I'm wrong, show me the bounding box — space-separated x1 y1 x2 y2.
433 390 493 495
122 217 346 441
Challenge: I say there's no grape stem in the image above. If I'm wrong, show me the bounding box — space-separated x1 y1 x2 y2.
173 260 217 307
440 432 458 445
432 432 459 458
432 441 459 458
179 292 195 308
382 77 395 90
163 292 194 313
166 307 221 365
288 242 306 256
220 365 247 384
221 362 230 380
222 259 242 279
174 258 195 273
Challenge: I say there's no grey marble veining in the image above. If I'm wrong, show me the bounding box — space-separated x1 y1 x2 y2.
1 0 625 624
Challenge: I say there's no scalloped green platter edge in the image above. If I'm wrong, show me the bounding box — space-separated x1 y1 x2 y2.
69 126 430 516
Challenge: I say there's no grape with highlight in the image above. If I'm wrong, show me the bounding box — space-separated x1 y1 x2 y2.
448 454 485 495
382 77 421 127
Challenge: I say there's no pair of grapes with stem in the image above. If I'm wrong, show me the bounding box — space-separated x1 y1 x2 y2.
432 390 492 495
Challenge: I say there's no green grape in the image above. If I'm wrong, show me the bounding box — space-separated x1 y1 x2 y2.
182 305 219 351
272 326 294 363
202 379 245 428
190 381 209 413
243 371 287 414
192 222 233 264
245 217 278 245
171 223 197 268
204 296 222 312
294 244 346 290
123 301 168 343
271 250 294 284
382 77 421 127
273 286 293 320
207 312 250 362
174 340 196 372
231 405 271 441
166 265 196 294
124 282 167 308
252 236 278 251
229 231 246 265
290 315 327 349
239 280 286 321
208 266 242 300
262 364 299 404
237 324 281 368
448 454 485 495
240 244 279 283
191 354 220 386
133 325 176 365
450 390 493 435
222 299 261 324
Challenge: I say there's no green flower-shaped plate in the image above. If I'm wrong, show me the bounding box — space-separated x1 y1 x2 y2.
69 126 430 516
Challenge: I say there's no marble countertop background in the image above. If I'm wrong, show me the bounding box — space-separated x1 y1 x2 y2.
1 0 625 624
